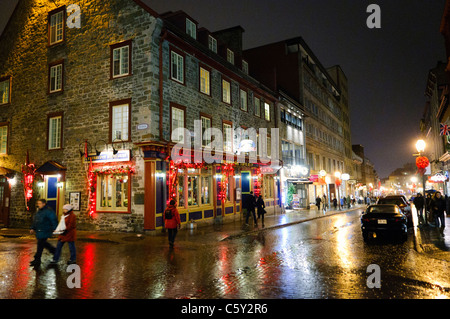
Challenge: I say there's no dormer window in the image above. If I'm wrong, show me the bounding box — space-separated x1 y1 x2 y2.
208 35 217 53
227 49 234 65
186 19 197 39
242 60 249 74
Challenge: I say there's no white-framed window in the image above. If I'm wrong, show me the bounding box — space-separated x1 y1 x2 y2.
49 9 64 45
227 49 234 65
171 106 185 143
0 77 10 105
208 35 217 53
171 50 184 83
0 125 7 155
186 19 197 39
48 115 62 150
240 89 248 111
112 45 130 78
254 97 261 117
222 79 231 104
177 168 212 208
97 174 129 212
49 63 63 93
242 60 249 74
264 102 271 121
200 172 212 205
223 122 232 153
200 67 210 95
201 116 212 147
111 104 129 141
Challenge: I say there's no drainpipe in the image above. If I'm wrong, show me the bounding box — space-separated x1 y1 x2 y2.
159 28 168 143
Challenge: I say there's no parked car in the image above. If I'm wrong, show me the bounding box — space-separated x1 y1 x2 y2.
361 204 408 242
377 195 412 227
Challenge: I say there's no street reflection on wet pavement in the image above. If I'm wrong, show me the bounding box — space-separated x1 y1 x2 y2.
0 209 449 299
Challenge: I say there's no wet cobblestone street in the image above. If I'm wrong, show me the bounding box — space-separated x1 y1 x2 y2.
1 209 449 299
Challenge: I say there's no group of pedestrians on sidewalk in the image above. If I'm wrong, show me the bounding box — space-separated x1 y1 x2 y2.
29 199 77 269
413 192 446 230
242 191 267 228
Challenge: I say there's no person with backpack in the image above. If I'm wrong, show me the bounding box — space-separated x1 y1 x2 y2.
163 199 181 248
256 195 266 228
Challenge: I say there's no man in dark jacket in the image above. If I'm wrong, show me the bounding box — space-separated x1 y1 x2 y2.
413 193 425 225
29 199 58 268
431 192 446 229
244 191 257 226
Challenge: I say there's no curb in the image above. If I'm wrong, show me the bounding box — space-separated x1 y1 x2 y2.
220 207 362 241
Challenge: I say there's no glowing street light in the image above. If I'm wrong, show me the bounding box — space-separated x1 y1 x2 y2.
416 139 426 154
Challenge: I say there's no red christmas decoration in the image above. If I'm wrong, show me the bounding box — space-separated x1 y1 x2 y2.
416 156 429 175
21 151 35 211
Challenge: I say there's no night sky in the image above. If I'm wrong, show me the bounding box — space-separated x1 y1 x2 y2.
0 0 446 178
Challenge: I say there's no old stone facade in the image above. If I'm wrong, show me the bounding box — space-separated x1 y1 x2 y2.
0 0 161 231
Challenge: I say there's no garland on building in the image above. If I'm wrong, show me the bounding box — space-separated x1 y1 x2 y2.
253 167 262 197
87 164 135 218
167 160 206 204
21 162 36 211
218 163 235 201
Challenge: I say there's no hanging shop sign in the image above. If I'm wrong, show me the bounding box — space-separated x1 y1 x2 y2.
428 172 449 183
86 150 131 163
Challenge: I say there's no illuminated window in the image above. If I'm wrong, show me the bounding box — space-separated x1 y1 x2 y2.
171 50 184 83
187 173 198 206
111 41 131 78
240 89 247 111
186 19 197 39
201 115 212 147
208 35 217 53
264 102 271 121
48 114 62 150
109 99 131 143
222 79 231 104
171 106 185 143
0 124 8 154
48 8 64 45
201 174 212 205
227 49 234 65
200 67 210 95
49 62 63 93
0 77 10 105
223 122 233 153
97 174 129 212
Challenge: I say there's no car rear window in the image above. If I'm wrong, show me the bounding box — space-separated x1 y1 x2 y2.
378 199 404 206
367 206 398 214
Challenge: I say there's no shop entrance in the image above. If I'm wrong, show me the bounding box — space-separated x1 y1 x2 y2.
0 178 10 226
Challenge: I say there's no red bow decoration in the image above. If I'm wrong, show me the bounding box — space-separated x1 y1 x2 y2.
416 156 429 175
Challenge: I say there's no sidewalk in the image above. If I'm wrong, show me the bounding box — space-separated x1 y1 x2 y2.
414 215 450 261
0 205 364 244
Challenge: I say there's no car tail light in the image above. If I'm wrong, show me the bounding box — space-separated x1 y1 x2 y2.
362 217 371 223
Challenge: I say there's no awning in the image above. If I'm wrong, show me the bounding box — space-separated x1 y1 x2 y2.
0 167 14 177
35 161 67 179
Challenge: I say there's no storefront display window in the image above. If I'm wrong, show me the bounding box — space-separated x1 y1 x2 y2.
97 174 129 212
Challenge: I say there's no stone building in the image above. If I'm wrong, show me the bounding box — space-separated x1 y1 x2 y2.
0 0 280 231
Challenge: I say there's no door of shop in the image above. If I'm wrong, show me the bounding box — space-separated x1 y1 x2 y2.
0 179 10 226
44 175 60 217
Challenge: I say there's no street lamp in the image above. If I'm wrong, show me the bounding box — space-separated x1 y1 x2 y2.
416 139 426 153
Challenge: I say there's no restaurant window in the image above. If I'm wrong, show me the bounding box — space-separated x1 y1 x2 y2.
171 50 184 84
48 7 65 45
240 89 248 111
0 77 11 105
201 172 212 205
171 105 185 143
222 79 231 104
48 114 62 150
97 174 129 212
187 169 199 207
0 124 8 155
200 67 210 95
177 170 185 207
110 100 130 142
49 61 63 93
111 40 132 79
201 115 212 147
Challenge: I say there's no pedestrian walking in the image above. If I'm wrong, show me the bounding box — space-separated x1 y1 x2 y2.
346 195 351 209
244 191 257 226
333 197 337 210
413 193 425 225
50 204 77 265
426 193 433 224
322 195 327 212
256 195 266 228
163 199 181 248
431 192 446 229
29 199 58 268
315 196 321 211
